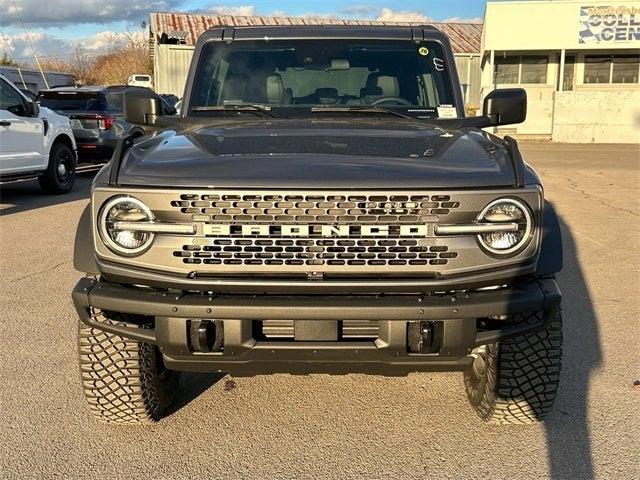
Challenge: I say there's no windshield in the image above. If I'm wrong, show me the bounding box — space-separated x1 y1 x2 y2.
40 91 124 113
190 40 457 119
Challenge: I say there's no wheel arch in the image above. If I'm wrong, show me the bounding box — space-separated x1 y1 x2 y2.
51 133 76 161
128 127 146 138
74 204 99 274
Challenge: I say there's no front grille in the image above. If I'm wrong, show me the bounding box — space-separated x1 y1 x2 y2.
92 187 543 277
171 193 460 224
173 238 457 267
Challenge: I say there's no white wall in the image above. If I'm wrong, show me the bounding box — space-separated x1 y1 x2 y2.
552 89 640 143
154 44 194 96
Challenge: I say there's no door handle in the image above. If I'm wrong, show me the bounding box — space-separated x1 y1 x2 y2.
0 120 11 126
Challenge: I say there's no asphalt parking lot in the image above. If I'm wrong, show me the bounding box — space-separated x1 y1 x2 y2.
1 143 638 479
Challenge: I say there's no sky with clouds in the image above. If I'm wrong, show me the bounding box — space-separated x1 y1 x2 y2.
0 0 486 62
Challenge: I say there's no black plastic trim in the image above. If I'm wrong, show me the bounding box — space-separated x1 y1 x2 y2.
0 171 43 182
73 205 99 275
108 134 136 186
503 135 526 188
96 258 539 294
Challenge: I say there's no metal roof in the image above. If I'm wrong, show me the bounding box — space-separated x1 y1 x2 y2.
149 13 482 54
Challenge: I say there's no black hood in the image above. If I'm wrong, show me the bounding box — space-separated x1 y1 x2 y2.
117 119 521 189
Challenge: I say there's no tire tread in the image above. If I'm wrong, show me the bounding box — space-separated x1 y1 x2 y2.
464 309 563 425
77 312 175 424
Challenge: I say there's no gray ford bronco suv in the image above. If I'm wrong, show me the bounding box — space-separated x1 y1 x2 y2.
73 25 563 425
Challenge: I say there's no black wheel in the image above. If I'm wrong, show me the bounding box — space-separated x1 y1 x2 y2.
464 309 563 424
78 312 180 424
38 142 76 194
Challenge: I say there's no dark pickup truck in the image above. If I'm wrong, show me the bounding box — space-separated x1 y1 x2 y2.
73 25 563 425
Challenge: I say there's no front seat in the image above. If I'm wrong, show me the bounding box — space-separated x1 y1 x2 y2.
360 74 400 104
266 74 292 105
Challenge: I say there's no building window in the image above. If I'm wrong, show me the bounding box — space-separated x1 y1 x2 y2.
584 54 640 84
521 55 548 83
562 55 576 91
612 55 640 83
495 56 519 84
495 55 548 84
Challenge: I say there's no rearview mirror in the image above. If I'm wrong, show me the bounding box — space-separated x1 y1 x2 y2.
483 88 527 126
124 89 163 126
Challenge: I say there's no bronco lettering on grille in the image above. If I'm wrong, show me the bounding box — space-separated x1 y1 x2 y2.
202 224 430 237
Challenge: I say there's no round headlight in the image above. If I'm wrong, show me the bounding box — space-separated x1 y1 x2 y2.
99 196 155 256
477 198 533 255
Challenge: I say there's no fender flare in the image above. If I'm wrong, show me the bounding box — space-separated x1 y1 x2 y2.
536 200 563 276
74 204 99 275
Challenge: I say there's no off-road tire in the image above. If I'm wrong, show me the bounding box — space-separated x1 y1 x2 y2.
39 142 76 194
464 309 562 425
78 314 180 424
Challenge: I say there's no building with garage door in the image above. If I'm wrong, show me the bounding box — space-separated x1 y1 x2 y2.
149 13 483 110
481 0 640 143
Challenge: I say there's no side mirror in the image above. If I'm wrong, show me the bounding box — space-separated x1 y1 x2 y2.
24 101 39 117
483 88 527 126
124 89 163 126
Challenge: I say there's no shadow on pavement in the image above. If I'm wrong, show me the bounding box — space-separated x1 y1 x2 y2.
545 215 602 480
170 373 227 415
0 169 97 216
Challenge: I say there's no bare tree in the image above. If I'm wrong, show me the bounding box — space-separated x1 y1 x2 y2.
0 52 19 67
92 32 151 85
33 30 151 86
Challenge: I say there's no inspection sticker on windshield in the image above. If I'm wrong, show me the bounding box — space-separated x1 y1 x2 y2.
418 47 429 56
437 105 457 118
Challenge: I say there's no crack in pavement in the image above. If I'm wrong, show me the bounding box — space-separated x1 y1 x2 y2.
566 178 639 217
9 261 72 283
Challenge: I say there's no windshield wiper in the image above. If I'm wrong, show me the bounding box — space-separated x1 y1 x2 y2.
191 104 277 118
311 105 413 120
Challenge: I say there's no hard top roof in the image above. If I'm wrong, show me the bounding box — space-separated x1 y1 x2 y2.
199 24 449 43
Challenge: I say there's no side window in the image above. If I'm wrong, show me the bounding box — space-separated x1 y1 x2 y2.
0 79 26 116
105 92 124 113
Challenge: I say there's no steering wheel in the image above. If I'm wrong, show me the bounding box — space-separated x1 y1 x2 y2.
371 97 414 107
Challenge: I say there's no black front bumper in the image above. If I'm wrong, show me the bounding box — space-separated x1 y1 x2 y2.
72 277 561 375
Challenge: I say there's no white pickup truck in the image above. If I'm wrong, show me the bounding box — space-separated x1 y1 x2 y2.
0 74 77 194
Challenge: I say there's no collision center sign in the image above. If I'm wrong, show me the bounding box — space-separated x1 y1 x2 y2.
580 5 640 43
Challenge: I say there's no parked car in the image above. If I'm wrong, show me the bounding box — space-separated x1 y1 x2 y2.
38 85 173 162
0 74 77 193
127 74 153 89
